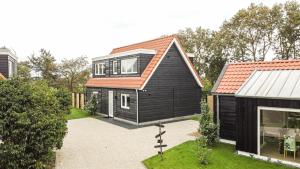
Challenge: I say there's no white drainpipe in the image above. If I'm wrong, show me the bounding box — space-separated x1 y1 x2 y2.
136 89 139 125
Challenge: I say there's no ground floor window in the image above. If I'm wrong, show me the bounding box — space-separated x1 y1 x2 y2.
259 107 300 163
121 94 130 109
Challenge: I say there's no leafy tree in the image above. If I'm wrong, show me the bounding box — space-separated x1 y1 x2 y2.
58 56 90 92
205 56 227 84
273 1 300 59
28 49 58 86
178 28 195 53
178 27 227 85
17 61 31 81
0 78 67 169
220 3 277 61
178 27 214 76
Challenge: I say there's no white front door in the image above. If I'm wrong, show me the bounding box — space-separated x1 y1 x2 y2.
108 91 114 117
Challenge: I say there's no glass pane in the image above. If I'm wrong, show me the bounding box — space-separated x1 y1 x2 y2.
133 59 137 72
113 61 117 73
121 60 126 73
95 64 98 74
121 95 125 107
101 64 105 74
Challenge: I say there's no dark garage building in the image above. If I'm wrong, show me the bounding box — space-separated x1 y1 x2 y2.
85 35 203 125
212 60 300 167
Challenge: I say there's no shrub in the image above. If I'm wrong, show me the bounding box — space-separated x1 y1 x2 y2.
199 102 219 146
55 87 72 114
0 78 67 169
196 136 211 165
84 95 97 115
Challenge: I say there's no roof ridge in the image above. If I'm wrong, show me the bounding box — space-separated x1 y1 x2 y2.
111 34 176 53
230 59 300 65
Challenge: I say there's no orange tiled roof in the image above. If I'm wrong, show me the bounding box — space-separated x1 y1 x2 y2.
86 35 203 89
215 60 300 94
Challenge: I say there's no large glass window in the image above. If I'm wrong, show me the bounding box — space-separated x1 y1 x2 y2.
121 58 137 74
259 108 300 163
95 62 105 75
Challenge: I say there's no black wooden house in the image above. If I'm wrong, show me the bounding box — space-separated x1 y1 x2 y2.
85 35 203 125
212 60 300 167
0 47 17 79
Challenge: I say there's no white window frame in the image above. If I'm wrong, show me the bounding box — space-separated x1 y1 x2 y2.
95 62 105 75
121 58 137 74
121 94 130 109
112 60 118 74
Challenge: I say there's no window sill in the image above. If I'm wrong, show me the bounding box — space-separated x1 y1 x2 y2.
121 72 138 74
121 106 130 109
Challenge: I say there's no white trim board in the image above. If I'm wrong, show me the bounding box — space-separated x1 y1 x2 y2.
113 114 196 126
238 151 300 168
138 114 196 126
140 39 203 89
220 139 236 145
0 48 18 60
114 117 137 125
92 49 156 61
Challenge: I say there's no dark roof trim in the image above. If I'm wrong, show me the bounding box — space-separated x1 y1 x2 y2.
211 62 229 93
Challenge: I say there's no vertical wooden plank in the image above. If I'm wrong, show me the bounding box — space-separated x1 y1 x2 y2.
76 93 80 108
207 95 214 112
80 93 85 109
72 93 75 107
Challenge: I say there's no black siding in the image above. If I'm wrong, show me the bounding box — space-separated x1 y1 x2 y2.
0 55 17 78
138 44 201 122
236 98 300 154
86 87 137 122
92 54 154 78
219 96 237 141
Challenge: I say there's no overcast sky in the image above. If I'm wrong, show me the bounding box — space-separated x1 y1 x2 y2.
0 0 288 62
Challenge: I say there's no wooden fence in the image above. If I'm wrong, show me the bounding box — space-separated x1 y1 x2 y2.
72 93 85 109
207 95 214 112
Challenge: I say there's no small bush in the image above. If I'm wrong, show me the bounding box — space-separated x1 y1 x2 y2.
84 95 97 115
199 102 219 146
55 87 72 114
196 136 211 165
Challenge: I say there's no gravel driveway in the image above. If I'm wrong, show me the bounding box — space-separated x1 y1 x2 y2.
55 117 198 169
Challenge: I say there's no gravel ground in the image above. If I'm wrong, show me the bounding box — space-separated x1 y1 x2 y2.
55 117 198 169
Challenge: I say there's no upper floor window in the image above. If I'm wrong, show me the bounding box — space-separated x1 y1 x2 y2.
95 62 105 75
121 58 137 74
113 61 118 74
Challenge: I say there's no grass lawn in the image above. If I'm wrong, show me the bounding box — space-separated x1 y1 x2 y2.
65 108 90 120
143 141 293 169
190 114 200 121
